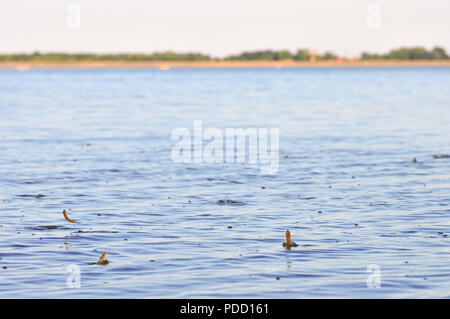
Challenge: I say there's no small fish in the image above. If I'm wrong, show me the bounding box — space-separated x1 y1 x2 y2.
62 210 78 223
282 230 298 249
97 252 109 265
433 154 450 159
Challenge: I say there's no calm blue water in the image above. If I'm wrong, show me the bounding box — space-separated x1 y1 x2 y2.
0 68 449 298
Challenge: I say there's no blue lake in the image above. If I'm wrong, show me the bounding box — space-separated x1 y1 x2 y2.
0 67 449 298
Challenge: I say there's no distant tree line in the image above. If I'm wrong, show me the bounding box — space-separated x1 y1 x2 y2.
0 47 448 62
361 47 449 60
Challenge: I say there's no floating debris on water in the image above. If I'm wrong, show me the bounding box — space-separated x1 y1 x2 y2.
18 194 45 198
217 199 244 205
63 210 78 223
28 225 68 230
412 157 417 163
282 230 298 249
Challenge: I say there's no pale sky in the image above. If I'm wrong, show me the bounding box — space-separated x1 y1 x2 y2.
1 0 449 57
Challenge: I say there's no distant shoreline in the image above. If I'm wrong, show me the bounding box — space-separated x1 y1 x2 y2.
1 60 450 69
